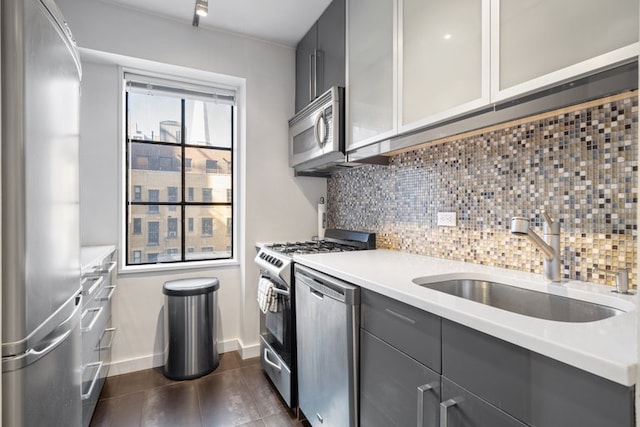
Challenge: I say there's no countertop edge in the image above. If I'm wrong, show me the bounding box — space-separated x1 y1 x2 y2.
292 249 638 387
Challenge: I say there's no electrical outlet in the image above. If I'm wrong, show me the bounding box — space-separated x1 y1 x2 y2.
437 211 457 227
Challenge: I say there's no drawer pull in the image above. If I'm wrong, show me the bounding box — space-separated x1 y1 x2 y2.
96 285 116 302
98 328 117 351
263 347 282 372
384 308 416 325
81 307 103 333
440 397 463 427
81 361 103 400
417 383 436 427
82 276 104 298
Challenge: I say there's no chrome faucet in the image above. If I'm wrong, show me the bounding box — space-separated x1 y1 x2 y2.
511 210 561 282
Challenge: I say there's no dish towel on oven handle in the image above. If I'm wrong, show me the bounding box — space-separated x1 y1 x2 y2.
257 276 280 314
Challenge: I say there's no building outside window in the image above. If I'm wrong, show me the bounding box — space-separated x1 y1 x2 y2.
202 218 213 237
202 188 212 203
133 218 142 234
148 190 159 213
134 185 142 201
124 72 236 266
148 221 159 245
167 217 178 238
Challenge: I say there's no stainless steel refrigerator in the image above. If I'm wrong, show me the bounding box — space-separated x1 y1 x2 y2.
1 0 83 425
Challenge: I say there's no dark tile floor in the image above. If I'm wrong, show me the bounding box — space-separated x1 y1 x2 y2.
90 352 310 427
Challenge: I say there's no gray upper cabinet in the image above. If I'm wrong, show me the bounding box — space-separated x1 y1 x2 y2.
295 0 345 113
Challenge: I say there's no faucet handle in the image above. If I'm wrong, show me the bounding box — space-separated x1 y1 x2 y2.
540 209 560 234
594 267 633 294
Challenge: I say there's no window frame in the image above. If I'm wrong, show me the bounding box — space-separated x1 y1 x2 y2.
120 69 241 273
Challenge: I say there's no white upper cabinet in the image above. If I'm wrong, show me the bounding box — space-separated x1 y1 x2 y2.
346 0 638 152
400 0 490 133
347 0 397 151
492 0 639 102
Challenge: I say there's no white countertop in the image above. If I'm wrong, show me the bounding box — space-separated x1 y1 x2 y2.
80 245 116 275
293 249 638 387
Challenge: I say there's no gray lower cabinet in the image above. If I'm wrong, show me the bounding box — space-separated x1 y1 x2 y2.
442 319 635 427
360 330 440 427
441 377 527 427
361 289 441 372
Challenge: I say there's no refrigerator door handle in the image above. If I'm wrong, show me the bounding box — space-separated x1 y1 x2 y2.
2 295 82 373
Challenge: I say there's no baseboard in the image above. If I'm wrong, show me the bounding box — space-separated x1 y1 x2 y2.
107 338 257 376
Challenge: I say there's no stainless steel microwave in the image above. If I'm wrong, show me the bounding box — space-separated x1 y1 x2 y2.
289 86 345 174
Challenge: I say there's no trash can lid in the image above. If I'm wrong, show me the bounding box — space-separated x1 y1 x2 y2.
163 277 220 296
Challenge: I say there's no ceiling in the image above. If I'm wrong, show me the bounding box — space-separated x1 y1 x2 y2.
102 0 333 47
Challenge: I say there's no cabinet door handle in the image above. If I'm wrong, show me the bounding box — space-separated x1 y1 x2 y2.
309 53 315 102
417 383 435 427
384 308 416 325
440 398 462 427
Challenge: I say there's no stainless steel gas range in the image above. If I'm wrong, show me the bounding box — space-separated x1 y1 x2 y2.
254 229 376 409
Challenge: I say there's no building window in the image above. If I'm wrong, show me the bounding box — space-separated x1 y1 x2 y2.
168 186 178 211
124 72 236 267
133 218 142 234
134 186 142 201
148 221 159 245
167 217 178 238
202 218 213 237
202 188 212 203
148 190 159 213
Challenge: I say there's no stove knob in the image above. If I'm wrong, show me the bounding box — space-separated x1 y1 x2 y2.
276 260 283 267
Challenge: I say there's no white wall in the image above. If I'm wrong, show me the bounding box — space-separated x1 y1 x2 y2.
60 0 326 374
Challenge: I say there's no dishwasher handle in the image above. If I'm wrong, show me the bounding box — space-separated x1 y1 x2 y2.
295 264 359 305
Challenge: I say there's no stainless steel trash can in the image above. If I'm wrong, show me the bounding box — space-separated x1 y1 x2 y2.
163 277 220 380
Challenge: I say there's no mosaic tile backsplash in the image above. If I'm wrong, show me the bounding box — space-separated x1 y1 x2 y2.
328 93 638 286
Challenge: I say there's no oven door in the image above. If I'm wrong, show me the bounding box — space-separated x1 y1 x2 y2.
259 276 293 368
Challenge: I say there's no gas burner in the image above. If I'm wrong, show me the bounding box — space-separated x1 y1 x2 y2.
265 230 375 257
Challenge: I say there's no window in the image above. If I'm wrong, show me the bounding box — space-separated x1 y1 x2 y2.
134 186 142 201
202 218 213 236
124 72 236 267
168 187 178 211
148 190 159 213
133 218 142 234
167 217 178 238
202 188 212 203
148 222 159 245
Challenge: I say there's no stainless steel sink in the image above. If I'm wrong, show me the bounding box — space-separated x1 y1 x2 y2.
413 278 624 322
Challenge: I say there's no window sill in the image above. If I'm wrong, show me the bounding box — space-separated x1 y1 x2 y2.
119 258 239 275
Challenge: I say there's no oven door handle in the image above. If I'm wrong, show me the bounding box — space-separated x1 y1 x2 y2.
263 347 282 372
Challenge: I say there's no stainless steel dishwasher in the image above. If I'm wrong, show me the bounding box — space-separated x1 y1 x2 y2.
295 264 359 427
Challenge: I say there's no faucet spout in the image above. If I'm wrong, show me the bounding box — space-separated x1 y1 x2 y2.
511 212 562 282
524 228 556 260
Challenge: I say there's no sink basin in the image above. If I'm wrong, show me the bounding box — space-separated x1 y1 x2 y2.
413 278 624 322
